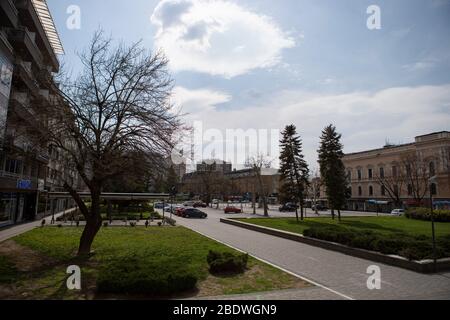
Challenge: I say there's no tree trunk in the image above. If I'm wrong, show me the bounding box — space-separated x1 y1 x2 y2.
78 215 102 256
300 204 304 220
77 185 102 256
295 208 299 222
337 209 341 222
331 208 335 220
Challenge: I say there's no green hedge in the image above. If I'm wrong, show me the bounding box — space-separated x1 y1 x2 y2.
207 250 248 274
405 208 450 222
97 258 197 295
303 226 450 261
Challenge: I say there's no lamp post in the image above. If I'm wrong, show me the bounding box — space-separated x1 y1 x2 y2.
429 176 437 271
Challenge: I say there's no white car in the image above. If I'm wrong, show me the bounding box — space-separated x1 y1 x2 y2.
390 209 404 216
183 201 195 207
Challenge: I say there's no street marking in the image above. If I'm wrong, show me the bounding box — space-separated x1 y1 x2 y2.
191 228 354 300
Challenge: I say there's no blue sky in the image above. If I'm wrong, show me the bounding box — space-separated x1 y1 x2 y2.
47 0 450 168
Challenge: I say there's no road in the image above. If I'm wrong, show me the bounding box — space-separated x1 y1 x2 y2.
168 206 450 300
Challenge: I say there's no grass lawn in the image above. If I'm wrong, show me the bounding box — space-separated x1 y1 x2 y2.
236 216 450 238
0 226 308 299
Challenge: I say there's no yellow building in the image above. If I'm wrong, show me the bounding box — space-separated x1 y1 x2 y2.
342 131 450 212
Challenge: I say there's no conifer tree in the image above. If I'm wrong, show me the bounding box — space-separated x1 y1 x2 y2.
317 124 347 221
279 125 310 221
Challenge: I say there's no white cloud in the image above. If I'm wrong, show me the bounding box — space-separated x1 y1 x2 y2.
151 0 295 78
172 86 231 115
177 84 450 168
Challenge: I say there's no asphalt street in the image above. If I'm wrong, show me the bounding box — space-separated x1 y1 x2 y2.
171 206 450 300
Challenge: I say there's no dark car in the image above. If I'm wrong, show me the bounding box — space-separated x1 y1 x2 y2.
182 208 208 219
279 203 299 212
312 204 328 211
193 201 207 208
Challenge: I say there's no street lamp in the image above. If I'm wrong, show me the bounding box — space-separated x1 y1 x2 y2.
429 176 437 270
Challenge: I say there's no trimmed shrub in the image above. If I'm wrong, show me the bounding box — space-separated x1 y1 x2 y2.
405 207 450 222
163 217 176 226
207 250 248 274
97 258 197 295
303 226 450 261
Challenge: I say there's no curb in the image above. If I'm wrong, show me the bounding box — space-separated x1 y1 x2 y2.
220 218 450 274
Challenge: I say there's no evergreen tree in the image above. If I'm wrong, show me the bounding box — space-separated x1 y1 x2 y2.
279 125 310 221
317 124 347 221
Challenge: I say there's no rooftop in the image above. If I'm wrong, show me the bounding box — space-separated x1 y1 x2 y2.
31 0 64 55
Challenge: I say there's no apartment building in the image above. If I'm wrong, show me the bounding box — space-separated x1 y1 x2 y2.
342 131 450 212
0 0 76 227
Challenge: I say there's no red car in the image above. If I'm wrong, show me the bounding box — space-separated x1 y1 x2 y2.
175 207 186 216
224 206 242 214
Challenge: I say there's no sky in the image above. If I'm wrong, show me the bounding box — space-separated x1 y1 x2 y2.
47 0 450 170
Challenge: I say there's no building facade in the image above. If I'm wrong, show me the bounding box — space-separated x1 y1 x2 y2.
342 131 450 212
0 0 74 227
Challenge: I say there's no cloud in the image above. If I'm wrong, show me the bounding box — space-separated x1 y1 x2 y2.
151 0 295 78
172 86 231 115
176 84 450 168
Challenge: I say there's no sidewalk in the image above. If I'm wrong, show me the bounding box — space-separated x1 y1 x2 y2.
0 208 76 243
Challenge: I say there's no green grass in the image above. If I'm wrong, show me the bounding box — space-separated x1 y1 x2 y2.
236 216 450 238
0 256 18 284
0 226 306 299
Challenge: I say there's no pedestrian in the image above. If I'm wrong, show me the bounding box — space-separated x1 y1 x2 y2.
145 220 149 228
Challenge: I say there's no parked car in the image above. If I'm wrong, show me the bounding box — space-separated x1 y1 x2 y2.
391 209 405 216
183 201 195 207
224 206 242 214
279 203 299 212
154 202 165 209
193 201 207 208
212 199 220 204
312 204 328 211
182 208 208 219
175 207 186 216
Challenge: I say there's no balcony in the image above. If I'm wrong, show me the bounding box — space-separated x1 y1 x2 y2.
0 0 19 28
10 90 36 120
7 26 43 69
14 58 40 93
15 0 59 72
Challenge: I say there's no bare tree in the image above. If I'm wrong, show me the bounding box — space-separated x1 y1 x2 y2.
401 153 430 205
374 163 405 207
245 155 273 217
36 32 182 256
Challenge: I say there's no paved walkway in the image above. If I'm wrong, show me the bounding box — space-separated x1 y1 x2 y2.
0 209 75 243
169 207 450 300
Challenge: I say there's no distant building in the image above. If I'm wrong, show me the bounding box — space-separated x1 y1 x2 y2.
196 159 232 174
341 131 450 212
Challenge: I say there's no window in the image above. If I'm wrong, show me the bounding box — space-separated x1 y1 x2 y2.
369 186 374 196
429 162 436 177
392 166 398 178
358 186 362 196
430 183 437 196
381 186 386 196
394 185 399 195
5 158 22 174
368 168 373 180
347 170 352 181
379 167 385 178
357 169 362 181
